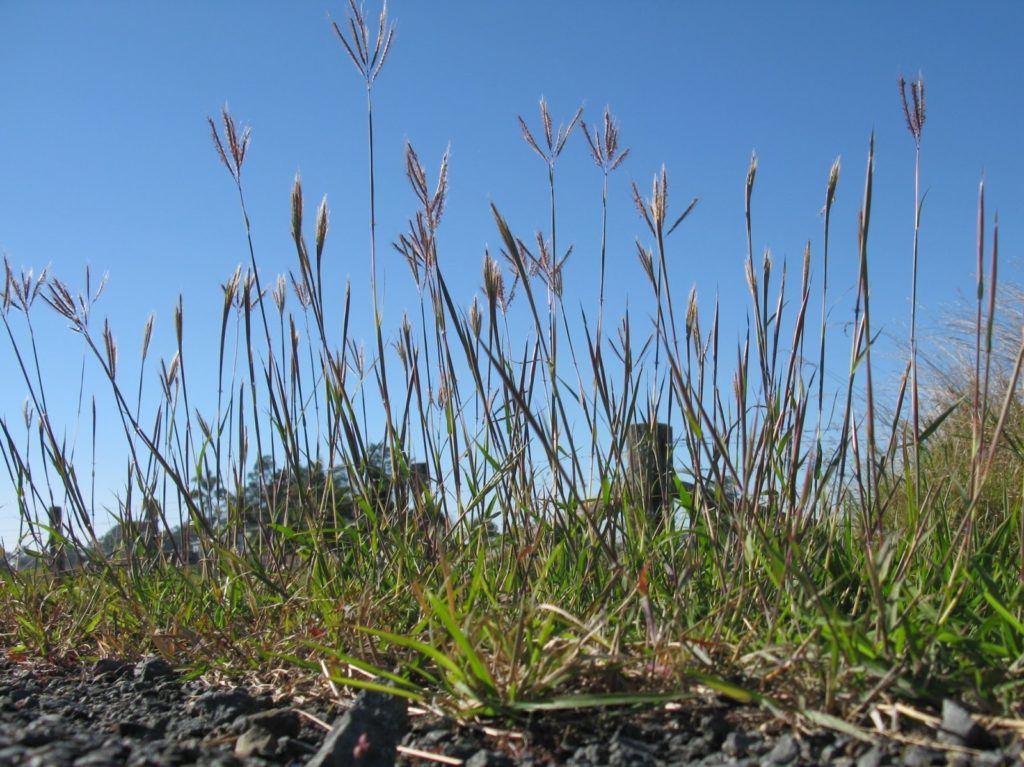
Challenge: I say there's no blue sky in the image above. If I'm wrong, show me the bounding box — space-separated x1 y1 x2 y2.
1 2 1022 546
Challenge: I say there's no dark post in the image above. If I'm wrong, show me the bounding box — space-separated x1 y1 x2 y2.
142 497 158 554
626 423 673 520
409 463 429 502
406 462 433 523
48 505 67 573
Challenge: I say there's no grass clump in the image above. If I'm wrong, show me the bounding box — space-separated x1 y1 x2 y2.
1 6 1022 734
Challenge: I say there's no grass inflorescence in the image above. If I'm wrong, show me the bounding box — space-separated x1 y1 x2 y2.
1 4 1022 733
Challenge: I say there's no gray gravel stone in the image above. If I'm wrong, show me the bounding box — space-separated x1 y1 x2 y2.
233 726 275 759
855 745 891 767
73 744 131 766
828 758 856 767
762 733 799 765
0 745 28 764
135 656 177 683
702 712 730 746
939 699 999 751
306 685 408 767
723 731 763 758
188 687 260 724
971 752 1013 767
900 744 944 766
465 748 516 767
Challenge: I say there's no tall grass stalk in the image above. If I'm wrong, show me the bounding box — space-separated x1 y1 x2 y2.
333 0 398 477
899 75 926 476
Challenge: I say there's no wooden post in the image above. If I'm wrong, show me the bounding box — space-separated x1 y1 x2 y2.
409 463 429 503
626 423 673 520
48 505 66 573
407 462 436 523
142 497 159 556
408 461 445 560
387 462 429 519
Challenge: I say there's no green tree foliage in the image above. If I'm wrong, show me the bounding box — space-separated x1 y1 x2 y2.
199 442 402 545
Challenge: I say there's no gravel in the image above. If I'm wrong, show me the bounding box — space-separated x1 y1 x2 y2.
0 654 1019 766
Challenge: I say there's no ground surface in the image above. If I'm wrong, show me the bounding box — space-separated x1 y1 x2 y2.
0 653 1019 766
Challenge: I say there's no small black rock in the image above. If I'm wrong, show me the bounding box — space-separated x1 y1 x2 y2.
134 656 177 683
113 720 157 739
187 687 260 724
764 733 800 765
93 659 132 681
306 686 409 767
700 712 730 746
855 745 891 767
900 744 944 766
245 707 300 737
722 730 762 757
939 699 999 751
465 749 516 767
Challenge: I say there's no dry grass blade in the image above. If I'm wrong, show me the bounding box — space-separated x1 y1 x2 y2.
666 196 699 237
398 745 463 765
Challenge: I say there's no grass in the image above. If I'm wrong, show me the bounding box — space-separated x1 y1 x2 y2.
2 3 1022 736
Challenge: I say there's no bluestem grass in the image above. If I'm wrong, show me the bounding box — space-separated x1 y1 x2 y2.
900 74 927 526
0 7 1022 728
580 107 629 348
332 0 394 318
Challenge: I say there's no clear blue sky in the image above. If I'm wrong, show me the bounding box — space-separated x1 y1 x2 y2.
1 2 1022 546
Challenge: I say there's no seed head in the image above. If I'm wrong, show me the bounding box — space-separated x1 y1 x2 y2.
435 369 451 408
332 0 396 87
315 195 329 262
483 251 505 309
745 151 758 214
290 274 311 309
165 352 180 389
898 73 926 148
745 254 757 295
222 266 241 313
141 313 155 362
273 274 287 314
197 412 212 440
825 156 840 214
468 295 482 339
686 286 699 339
174 299 183 346
208 107 250 182
581 107 630 174
518 97 583 165
45 279 77 323
636 242 655 285
103 319 117 380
